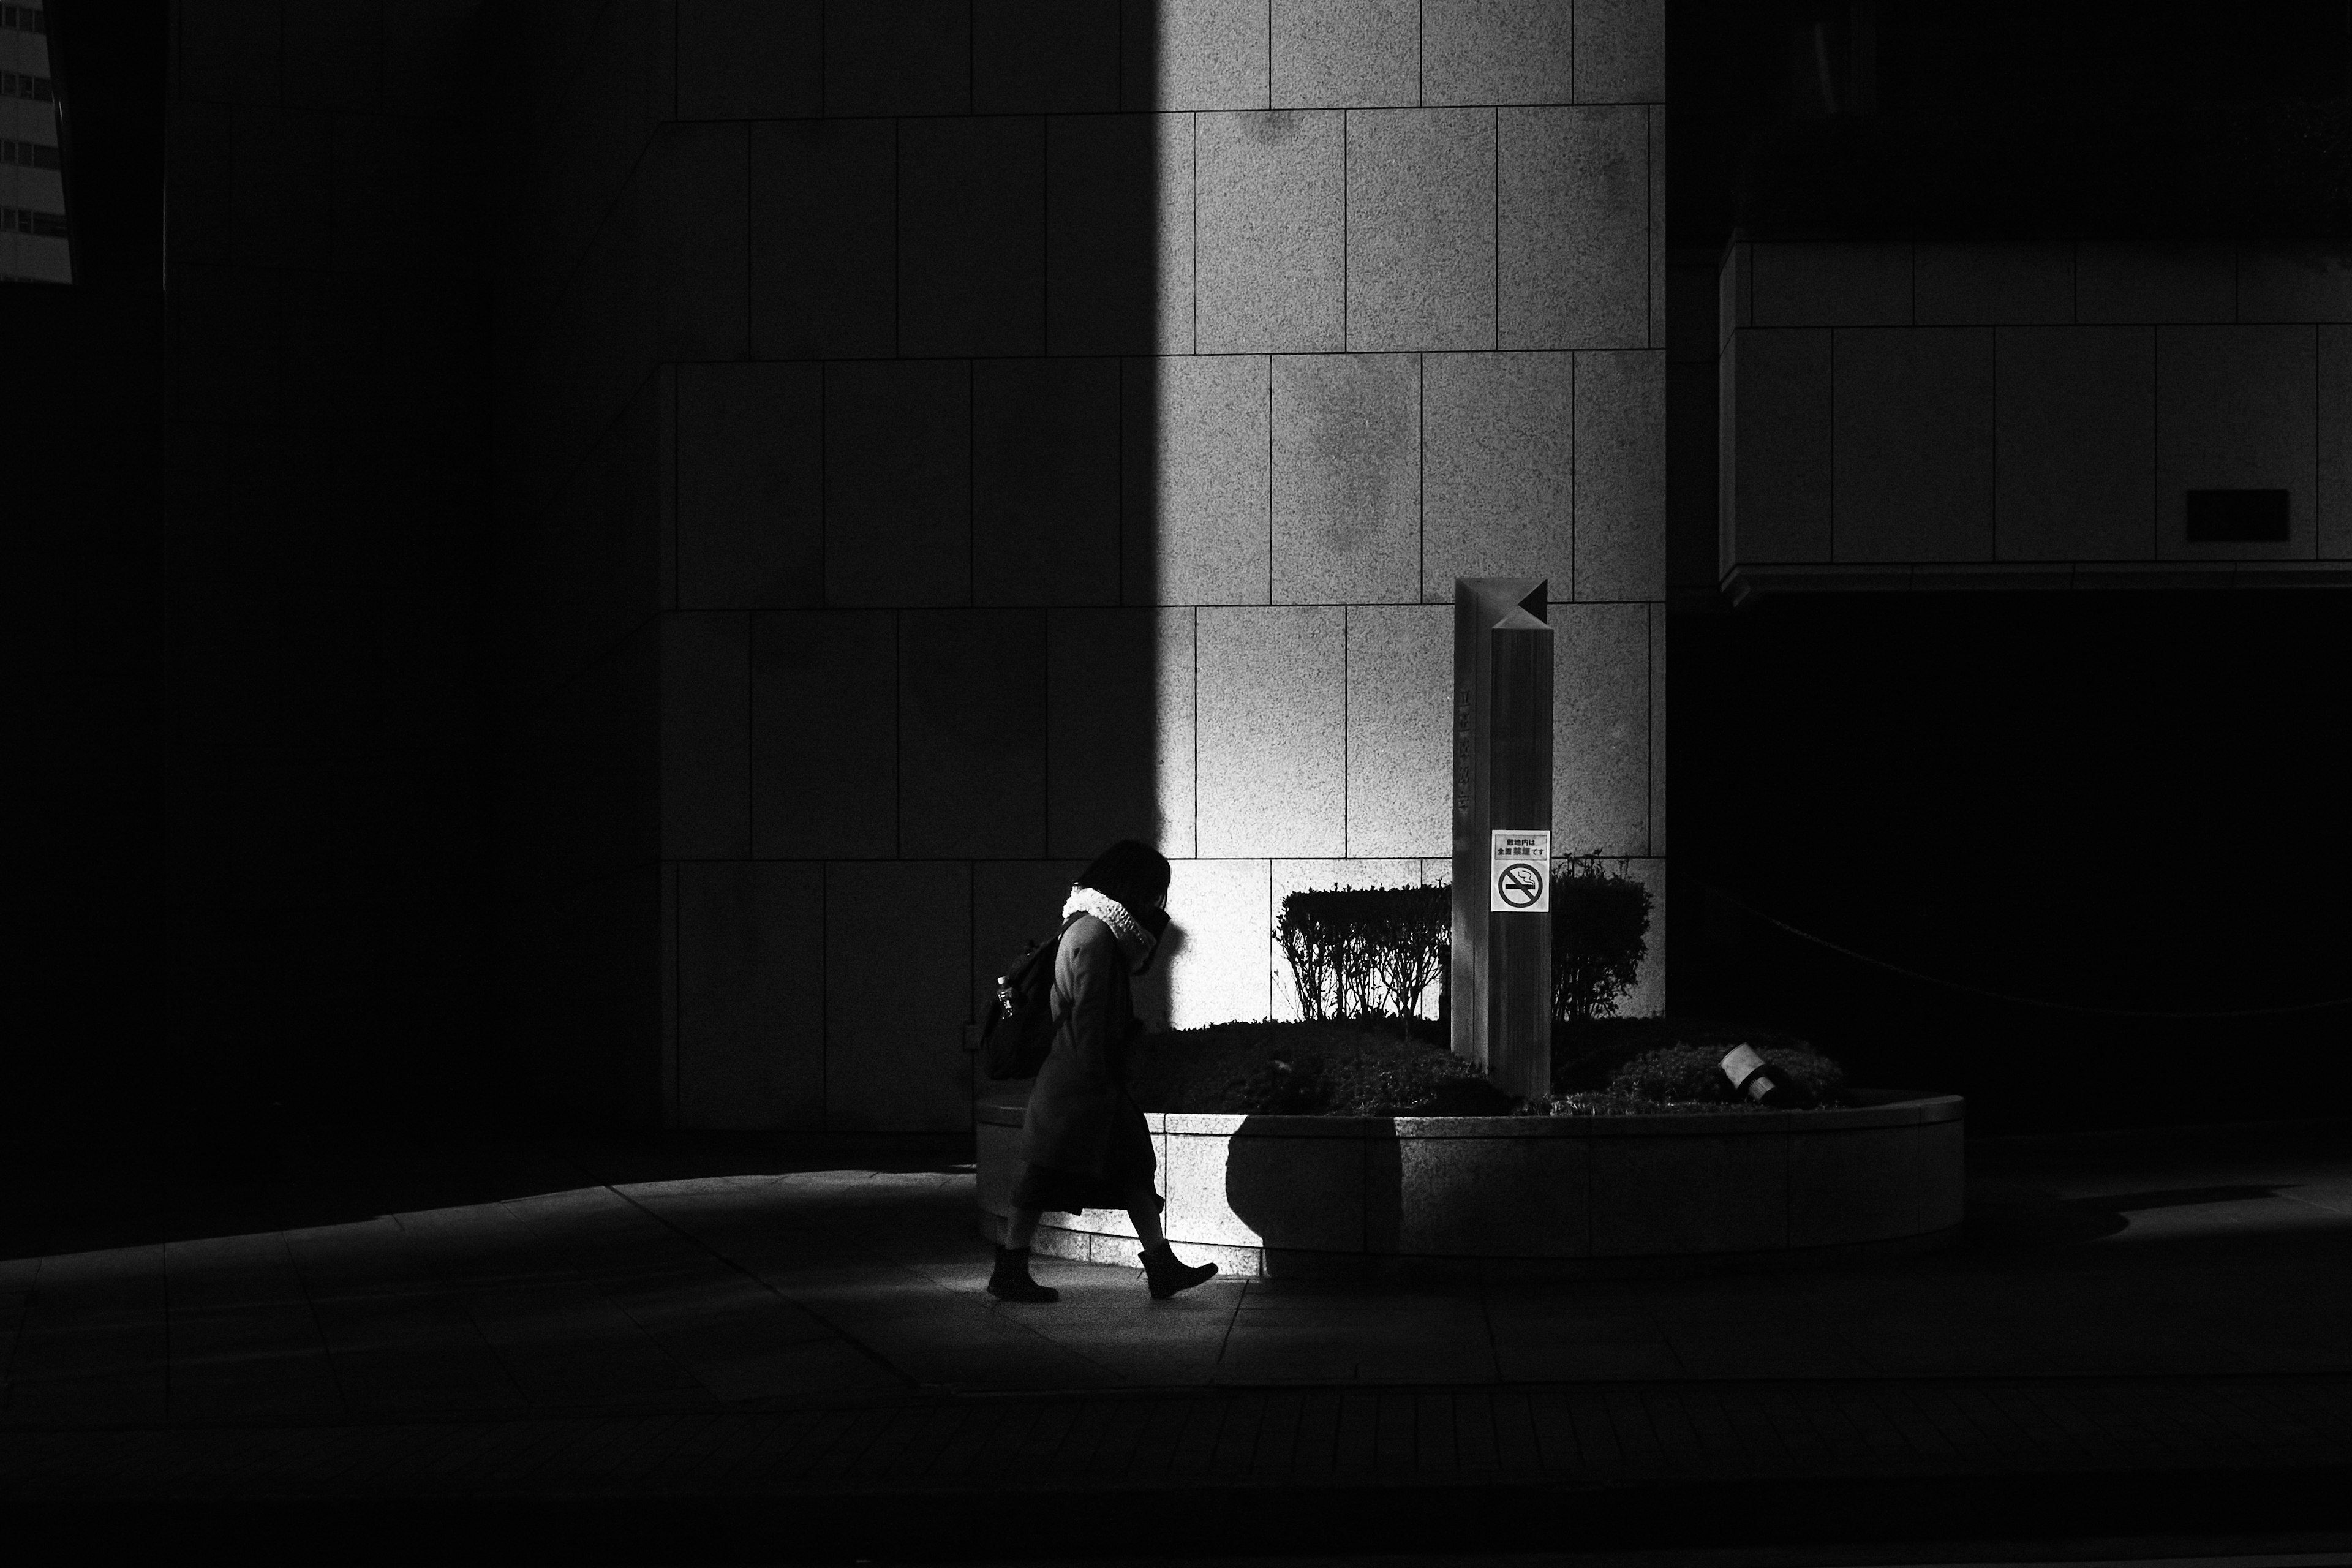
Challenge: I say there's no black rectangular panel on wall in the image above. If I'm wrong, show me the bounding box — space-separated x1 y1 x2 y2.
2184 489 2290 543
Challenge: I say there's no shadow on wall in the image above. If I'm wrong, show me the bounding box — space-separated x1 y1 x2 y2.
1221 1117 1581 1264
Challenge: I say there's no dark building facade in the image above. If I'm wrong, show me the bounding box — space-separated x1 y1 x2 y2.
7 2 2346 1170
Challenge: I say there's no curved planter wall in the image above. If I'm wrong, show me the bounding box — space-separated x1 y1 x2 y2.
976 1090 1966 1279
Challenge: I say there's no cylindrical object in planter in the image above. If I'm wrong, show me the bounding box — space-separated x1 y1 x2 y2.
1719 1043 1815 1109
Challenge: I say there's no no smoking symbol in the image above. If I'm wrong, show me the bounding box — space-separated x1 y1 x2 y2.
1496 862 1544 908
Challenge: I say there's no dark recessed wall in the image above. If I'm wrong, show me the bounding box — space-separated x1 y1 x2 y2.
1672 590 2352 1134
160 0 492 1155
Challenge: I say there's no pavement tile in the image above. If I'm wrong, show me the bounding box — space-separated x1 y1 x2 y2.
1121 1393 1191 1483
1453 1391 1501 1471
1170 1395 1230 1480
2 1131 2350 1507
1600 1385 1670 1474
1411 1391 1453 1473
1488 1389 1540 1472
1713 1382 1803 1471
1251 1388 1303 1477
1289 1387 1341 1479
1637 1384 1707 1471
166 1303 342 1419
1208 1389 1265 1477
1087 1396 1152 1483
1555 1390 1618 1472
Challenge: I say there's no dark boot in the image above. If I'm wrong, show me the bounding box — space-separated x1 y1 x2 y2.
987 1245 1058 1303
1137 1242 1218 1299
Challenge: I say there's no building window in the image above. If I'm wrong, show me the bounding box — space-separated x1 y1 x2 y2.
0 6 46 34
1 70 55 101
2 206 69 236
2 138 59 168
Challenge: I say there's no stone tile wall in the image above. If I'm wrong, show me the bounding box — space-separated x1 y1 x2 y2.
1719 240 2352 598
499 1 1667 1132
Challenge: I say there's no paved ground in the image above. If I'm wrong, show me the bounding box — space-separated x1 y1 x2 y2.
2 1120 2348 1564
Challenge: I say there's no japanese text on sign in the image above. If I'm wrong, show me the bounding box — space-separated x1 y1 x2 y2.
1489 830 1551 912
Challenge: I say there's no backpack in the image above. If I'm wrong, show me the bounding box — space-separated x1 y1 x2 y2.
978 914 1082 1081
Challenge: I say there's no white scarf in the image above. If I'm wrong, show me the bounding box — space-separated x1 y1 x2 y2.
1063 885 1159 974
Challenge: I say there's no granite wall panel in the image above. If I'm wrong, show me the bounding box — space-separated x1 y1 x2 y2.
1499 107 1648 350
824 0 971 116
2236 245 2352 324
1047 113 1195 355
1272 0 1418 108
1147 858 1275 1029
677 361 822 609
1272 354 1421 605
750 611 897 859
899 611 1050 859
1344 606 1452 859
1197 110 1346 353
660 612 751 859
1833 328 1995 563
677 0 821 119
974 0 1121 113
1646 608 1665 859
1573 0 1664 103
898 116 1048 358
1197 608 1346 858
1554 603 1649 859
1125 0 1271 111
1422 351 1575 600
825 860 973 1130
2322 326 2352 560
1722 328 1833 564
824 360 971 607
1994 326 2155 560
974 358 1121 607
1127 355 1272 605
1574 350 1667 600
2076 244 2235 325
1420 0 1574 106
1915 243 2073 326
676 861 824 1129
1346 110 1496 350
1751 243 1912 328
1046 609 1198 859
2156 325 2317 560
652 121 749 362
750 119 897 360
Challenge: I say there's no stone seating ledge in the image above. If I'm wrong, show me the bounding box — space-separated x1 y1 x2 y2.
976 1087 1966 1280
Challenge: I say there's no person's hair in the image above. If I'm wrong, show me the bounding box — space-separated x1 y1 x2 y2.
1077 839 1171 911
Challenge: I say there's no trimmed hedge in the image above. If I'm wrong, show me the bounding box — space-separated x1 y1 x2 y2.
1276 884 1449 1020
1129 1018 1848 1118
1275 862 1653 1026
1605 1042 1846 1106
1551 859 1652 1024
1129 1019 1515 1117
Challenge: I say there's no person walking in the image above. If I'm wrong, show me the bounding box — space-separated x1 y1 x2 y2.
988 840 1220 1305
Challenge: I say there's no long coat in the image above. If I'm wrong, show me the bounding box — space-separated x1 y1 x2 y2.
1017 914 1145 1177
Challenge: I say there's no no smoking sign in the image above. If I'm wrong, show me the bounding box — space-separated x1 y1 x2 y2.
1488 830 1551 913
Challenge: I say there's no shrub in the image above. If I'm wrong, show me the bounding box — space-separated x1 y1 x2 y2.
1131 1019 1516 1117
1606 1042 1847 1106
1551 858 1653 1025
1276 884 1448 1020
1550 1090 1763 1117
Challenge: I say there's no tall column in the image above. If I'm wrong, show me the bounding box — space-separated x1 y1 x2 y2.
1450 579 1554 1101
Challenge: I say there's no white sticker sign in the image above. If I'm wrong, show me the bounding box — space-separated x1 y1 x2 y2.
1489 830 1551 912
